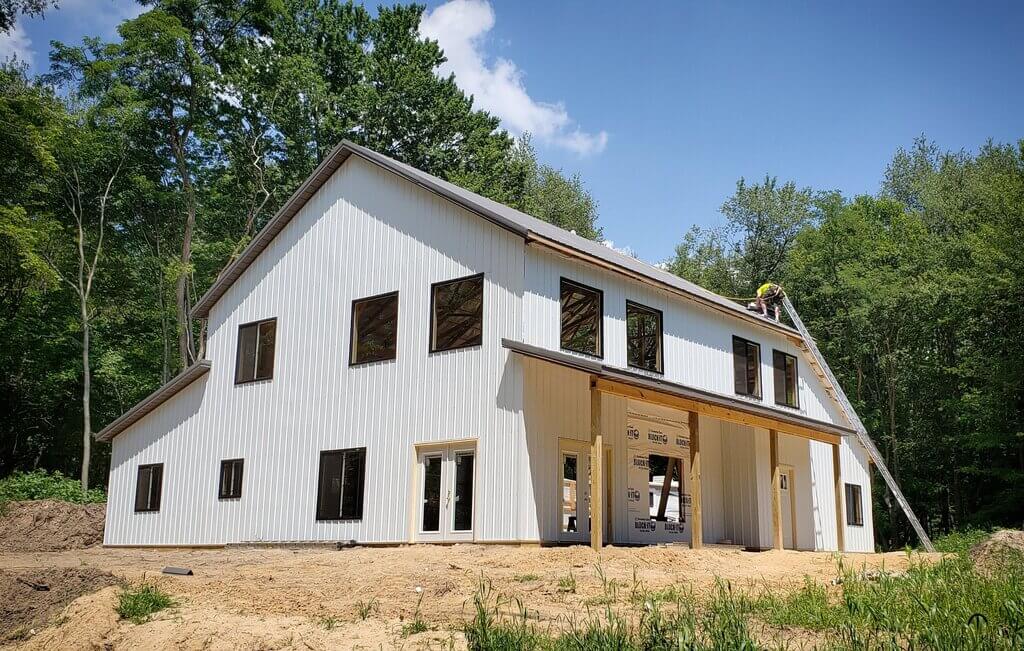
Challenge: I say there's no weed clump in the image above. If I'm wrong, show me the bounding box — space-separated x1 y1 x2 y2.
116 583 174 624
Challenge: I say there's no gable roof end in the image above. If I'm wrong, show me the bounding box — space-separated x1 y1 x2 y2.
192 141 800 341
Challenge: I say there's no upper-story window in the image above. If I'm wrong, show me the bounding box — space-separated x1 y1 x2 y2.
431 274 484 353
732 335 761 398
560 278 603 357
626 301 663 373
351 292 399 365
235 318 277 384
773 350 799 408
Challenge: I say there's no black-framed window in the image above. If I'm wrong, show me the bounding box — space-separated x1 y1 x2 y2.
626 301 663 373
773 350 799 408
732 335 761 398
560 278 603 357
845 483 864 526
351 292 399 365
431 274 484 353
316 448 366 520
235 318 277 384
218 459 244 499
134 463 163 512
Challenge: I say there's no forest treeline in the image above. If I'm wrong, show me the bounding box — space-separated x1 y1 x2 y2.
1 0 1021 548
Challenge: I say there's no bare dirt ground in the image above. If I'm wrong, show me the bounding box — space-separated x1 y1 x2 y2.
0 544 937 650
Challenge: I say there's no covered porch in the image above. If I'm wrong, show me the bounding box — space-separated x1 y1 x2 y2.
507 339 853 552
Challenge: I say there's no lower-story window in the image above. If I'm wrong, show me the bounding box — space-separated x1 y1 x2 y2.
219 459 244 499
316 448 366 520
134 463 163 512
648 454 685 523
845 483 864 526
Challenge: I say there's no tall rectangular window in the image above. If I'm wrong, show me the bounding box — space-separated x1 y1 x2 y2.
626 301 663 373
773 350 799 408
431 274 484 353
845 483 864 526
351 292 399 365
235 318 277 384
560 278 603 357
134 463 163 512
218 459 244 499
732 335 761 398
316 448 366 520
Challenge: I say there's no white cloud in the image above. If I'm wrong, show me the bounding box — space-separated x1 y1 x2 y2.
601 239 637 258
420 0 607 156
0 22 34 64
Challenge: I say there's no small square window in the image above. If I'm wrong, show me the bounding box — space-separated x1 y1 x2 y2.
219 459 244 499
431 274 484 352
560 278 603 357
732 336 761 398
845 483 864 526
134 463 163 512
626 301 663 373
773 350 799 408
235 318 277 384
351 292 399 365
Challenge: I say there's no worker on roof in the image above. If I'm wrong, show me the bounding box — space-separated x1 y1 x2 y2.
756 282 784 321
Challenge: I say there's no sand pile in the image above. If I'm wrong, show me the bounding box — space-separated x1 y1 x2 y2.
970 529 1024 573
0 500 106 552
0 567 117 642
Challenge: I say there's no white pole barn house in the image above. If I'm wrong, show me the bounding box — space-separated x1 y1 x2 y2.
97 140 886 552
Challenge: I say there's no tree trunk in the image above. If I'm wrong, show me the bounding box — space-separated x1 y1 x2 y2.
80 300 91 491
172 138 197 371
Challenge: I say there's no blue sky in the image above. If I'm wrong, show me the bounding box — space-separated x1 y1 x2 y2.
5 1 1022 263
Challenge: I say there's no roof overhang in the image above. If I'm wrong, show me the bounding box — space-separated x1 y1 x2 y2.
95 360 211 442
503 338 851 444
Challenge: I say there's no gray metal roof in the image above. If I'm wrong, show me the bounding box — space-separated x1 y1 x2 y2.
193 141 800 340
95 360 211 441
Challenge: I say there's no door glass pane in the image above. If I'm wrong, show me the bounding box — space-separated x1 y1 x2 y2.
453 452 475 531
422 455 442 532
562 454 578 532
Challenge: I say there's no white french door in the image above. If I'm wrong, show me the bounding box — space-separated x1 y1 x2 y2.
558 439 591 543
417 444 476 542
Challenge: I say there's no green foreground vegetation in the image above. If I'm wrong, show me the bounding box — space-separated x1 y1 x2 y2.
466 550 1024 650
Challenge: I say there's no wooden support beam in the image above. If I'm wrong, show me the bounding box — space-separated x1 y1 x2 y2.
833 443 846 553
688 411 702 549
590 384 604 552
592 378 841 446
770 429 784 550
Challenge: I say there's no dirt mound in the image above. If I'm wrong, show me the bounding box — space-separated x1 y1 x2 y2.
0 500 106 552
970 529 1024 573
0 567 117 642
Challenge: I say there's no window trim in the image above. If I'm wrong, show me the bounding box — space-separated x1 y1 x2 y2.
625 300 664 374
134 463 164 513
845 482 864 527
772 349 800 409
559 277 604 358
315 447 367 521
732 335 762 400
349 290 400 367
429 272 485 354
234 317 278 385
218 458 244 500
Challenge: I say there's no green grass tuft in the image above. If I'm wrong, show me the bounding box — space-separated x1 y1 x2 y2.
932 528 991 555
116 584 174 624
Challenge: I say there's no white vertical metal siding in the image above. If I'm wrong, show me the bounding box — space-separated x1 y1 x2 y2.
523 247 846 426
106 156 526 545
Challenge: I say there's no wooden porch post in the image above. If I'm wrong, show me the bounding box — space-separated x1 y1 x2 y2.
833 443 846 553
688 411 702 549
590 384 603 552
770 429 784 550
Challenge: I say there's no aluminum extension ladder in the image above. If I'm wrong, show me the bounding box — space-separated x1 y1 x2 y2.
781 295 935 552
